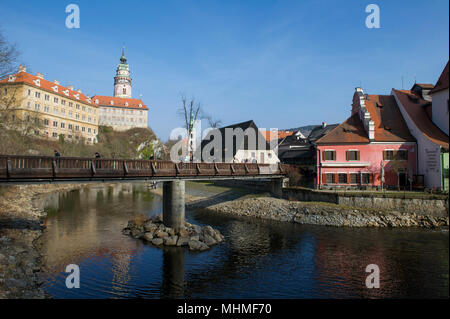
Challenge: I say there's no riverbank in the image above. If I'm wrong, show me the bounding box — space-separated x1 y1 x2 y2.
0 183 93 298
181 182 449 228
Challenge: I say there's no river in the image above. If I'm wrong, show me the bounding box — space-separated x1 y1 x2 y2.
37 182 449 299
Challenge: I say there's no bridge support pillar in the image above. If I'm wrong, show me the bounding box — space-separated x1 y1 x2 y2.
163 180 185 230
271 177 288 198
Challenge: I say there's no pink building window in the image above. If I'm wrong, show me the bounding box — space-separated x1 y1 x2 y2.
323 150 336 161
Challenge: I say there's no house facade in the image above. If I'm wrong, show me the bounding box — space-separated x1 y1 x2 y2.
392 62 449 191
0 65 99 144
200 120 279 164
316 88 417 189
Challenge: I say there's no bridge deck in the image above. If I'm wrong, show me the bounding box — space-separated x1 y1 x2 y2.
0 155 287 184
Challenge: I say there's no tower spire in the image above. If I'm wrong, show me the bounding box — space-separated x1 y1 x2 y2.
114 47 132 98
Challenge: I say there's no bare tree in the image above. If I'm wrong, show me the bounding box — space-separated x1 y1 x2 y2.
177 95 202 161
0 28 19 79
204 114 222 128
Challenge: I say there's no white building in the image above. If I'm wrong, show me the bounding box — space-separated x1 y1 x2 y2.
429 61 449 135
392 62 449 190
200 120 280 164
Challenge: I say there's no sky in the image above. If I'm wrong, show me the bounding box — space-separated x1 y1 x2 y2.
0 0 448 140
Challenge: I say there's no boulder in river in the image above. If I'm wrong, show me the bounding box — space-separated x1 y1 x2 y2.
123 214 224 252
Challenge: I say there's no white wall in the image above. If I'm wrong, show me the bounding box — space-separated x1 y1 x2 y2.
431 89 449 135
233 149 280 164
393 91 442 188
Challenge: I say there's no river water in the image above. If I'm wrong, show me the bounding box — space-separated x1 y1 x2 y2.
37 183 449 299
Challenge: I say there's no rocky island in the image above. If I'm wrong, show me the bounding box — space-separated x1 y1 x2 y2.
122 214 225 251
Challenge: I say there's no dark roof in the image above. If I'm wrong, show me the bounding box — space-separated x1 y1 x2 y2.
308 124 339 142
429 61 449 94
200 120 270 161
412 83 434 90
393 89 448 149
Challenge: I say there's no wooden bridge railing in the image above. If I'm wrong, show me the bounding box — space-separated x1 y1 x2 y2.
0 155 287 181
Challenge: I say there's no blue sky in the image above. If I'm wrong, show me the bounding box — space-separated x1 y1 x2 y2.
1 0 448 140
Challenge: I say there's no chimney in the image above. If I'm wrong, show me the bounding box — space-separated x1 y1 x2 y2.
18 65 26 73
322 122 327 128
67 85 74 90
36 72 44 79
54 79 60 85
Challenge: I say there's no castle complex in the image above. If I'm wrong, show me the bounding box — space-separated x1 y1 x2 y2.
0 49 149 143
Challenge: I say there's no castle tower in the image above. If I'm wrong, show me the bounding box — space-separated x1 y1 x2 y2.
114 48 132 98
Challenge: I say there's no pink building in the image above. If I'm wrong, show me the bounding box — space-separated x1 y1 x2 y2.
316 88 417 189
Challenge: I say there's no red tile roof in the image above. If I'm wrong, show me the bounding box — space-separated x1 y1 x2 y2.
0 71 94 105
429 61 449 94
315 112 370 144
316 93 415 145
261 130 294 141
364 94 416 142
92 95 148 110
393 89 449 149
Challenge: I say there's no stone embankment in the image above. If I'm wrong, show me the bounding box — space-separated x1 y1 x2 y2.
0 183 90 298
191 196 449 228
123 215 225 251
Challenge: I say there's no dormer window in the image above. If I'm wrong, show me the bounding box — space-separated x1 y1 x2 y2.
52 86 58 92
63 90 69 96
125 102 128 106
8 75 16 82
110 100 114 105
95 99 99 104
74 94 80 100
139 104 142 107
33 79 41 86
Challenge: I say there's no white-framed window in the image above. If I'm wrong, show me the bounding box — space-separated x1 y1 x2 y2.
323 150 336 161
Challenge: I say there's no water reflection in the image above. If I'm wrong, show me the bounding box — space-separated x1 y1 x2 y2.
38 183 449 299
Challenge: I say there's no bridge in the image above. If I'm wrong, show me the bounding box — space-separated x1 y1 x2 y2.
0 155 288 229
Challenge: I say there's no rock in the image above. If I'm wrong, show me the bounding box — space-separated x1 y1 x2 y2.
212 230 224 242
151 238 164 246
176 237 189 246
122 228 131 235
203 234 217 246
142 232 154 241
143 221 157 232
188 239 209 251
131 229 143 238
155 230 169 238
178 228 189 238
192 225 202 235
190 235 200 241
164 236 178 246
165 227 176 236
203 226 215 237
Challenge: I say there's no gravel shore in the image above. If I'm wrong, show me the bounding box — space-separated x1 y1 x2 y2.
187 195 449 228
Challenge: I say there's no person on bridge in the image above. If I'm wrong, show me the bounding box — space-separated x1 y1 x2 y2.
54 150 60 158
95 152 101 159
